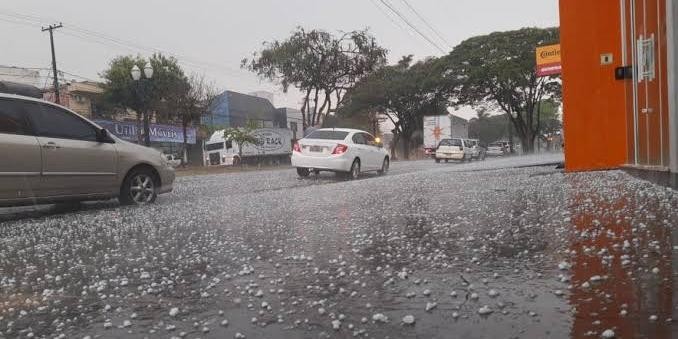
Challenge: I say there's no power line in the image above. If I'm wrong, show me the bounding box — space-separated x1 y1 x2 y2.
399 0 451 49
377 0 446 54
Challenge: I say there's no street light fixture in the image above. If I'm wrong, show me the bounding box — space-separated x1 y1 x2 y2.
130 64 141 81
143 63 154 79
130 62 154 146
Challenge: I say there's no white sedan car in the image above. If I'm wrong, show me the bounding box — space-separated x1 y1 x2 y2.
292 128 390 179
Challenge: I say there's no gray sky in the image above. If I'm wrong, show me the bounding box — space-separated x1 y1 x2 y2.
1 0 558 118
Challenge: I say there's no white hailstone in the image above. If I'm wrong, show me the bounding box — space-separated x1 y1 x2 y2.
372 313 388 323
452 312 459 319
488 289 499 298
620 310 627 316
234 333 246 339
130 313 137 319
169 307 179 317
339 314 346 320
478 306 493 315
402 315 415 325
425 302 438 312
261 301 269 309
202 327 210 333
470 293 479 300
554 290 565 296
406 292 416 298
104 304 111 312
493 273 499 279
422 289 431 296
347 323 354 330
332 320 341 330
83 336 92 339
590 275 602 282
361 317 368 324
122 320 132 328
140 272 151 279
318 308 326 315
649 315 658 321
450 291 457 297
104 322 112 329
651 267 660 274
558 261 571 270
218 310 224 316
255 290 264 297
166 325 176 331
397 271 408 279
601 329 615 338
581 282 591 289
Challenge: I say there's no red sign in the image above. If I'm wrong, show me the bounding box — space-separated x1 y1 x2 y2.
536 62 563 77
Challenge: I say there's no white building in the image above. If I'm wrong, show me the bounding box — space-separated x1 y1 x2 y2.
0 65 42 88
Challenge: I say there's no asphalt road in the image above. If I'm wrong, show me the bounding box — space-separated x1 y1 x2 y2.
1 154 676 339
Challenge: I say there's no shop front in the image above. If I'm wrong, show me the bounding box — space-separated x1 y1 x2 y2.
560 0 678 180
95 120 197 158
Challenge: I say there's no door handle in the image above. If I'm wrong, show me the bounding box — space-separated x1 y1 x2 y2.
42 142 61 149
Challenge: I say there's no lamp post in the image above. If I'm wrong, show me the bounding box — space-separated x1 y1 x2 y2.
131 63 154 146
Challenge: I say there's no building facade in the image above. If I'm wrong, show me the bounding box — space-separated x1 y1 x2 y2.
203 90 287 129
560 0 678 178
43 81 104 118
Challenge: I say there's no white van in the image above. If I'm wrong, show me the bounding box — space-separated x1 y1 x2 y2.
434 138 472 163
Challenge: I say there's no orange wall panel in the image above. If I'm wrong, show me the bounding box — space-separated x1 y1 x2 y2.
560 0 629 171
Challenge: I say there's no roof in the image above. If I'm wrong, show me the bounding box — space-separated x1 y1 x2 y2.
0 81 42 98
225 90 276 119
313 128 367 133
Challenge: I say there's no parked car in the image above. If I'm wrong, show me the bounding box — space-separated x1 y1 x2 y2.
467 139 486 160
291 128 389 179
434 138 472 163
0 93 175 207
486 142 506 157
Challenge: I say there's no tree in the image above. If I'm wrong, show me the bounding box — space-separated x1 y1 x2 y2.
441 27 561 153
242 27 387 130
222 121 259 166
339 55 447 159
101 54 187 145
172 74 219 164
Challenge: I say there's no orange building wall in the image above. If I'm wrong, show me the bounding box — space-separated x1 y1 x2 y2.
560 0 629 171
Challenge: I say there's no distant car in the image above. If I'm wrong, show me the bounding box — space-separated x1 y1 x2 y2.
423 147 436 157
467 139 486 160
486 142 506 157
291 128 390 179
0 93 175 207
163 154 182 168
434 138 472 163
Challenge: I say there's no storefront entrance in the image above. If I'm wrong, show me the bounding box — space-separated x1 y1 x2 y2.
621 0 670 167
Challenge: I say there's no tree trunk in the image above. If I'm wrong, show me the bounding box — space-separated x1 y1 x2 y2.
182 121 189 167
390 132 400 161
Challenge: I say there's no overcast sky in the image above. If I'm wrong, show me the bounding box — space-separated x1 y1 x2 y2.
1 0 558 119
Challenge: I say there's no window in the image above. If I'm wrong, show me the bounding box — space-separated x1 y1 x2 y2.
205 142 224 151
352 133 366 144
306 130 349 140
225 140 233 149
0 99 31 135
439 139 462 147
362 133 376 145
30 104 98 141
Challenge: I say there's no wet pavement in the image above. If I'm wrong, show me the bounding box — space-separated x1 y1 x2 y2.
0 154 676 339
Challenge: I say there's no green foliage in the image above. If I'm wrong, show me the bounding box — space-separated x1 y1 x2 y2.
242 27 387 129
440 27 561 153
223 122 259 160
338 55 447 159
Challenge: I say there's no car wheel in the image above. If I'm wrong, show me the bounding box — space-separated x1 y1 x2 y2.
435 158 441 163
296 167 310 177
445 159 449 163
232 156 241 166
349 159 360 180
377 157 389 175
120 168 158 205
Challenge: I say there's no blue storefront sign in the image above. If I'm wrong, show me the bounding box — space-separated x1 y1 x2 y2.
95 120 196 144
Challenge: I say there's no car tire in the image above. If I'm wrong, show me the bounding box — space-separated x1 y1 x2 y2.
348 159 360 180
119 168 158 206
233 156 241 166
377 157 389 175
296 167 310 177
445 159 449 163
435 158 441 163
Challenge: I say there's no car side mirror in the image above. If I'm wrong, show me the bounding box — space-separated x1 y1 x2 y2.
97 128 115 143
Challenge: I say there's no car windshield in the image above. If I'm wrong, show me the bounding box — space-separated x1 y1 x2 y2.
439 139 462 146
305 130 349 140
3 2 674 339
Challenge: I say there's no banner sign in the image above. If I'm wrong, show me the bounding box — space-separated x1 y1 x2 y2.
536 44 562 77
94 120 196 144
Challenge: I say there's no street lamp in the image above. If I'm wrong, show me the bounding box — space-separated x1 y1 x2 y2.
131 62 153 145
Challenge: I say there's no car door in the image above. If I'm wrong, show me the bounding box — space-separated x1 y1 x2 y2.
27 102 118 197
362 133 382 169
351 133 372 170
0 98 42 202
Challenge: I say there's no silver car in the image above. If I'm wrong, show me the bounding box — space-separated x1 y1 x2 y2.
0 93 175 207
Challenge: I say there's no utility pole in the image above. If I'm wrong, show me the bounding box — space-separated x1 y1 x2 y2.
42 23 63 104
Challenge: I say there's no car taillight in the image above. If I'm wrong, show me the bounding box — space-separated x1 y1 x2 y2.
332 144 348 155
293 142 301 153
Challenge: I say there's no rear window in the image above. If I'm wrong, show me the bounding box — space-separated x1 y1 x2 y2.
489 143 503 147
306 130 349 140
439 139 462 147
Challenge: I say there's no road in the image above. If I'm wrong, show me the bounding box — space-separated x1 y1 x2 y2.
1 154 676 339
